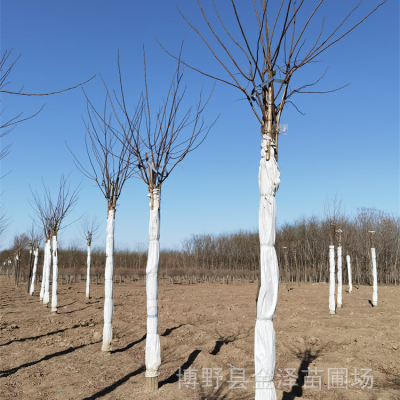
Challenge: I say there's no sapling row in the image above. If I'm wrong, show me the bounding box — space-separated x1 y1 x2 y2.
31 175 80 311
70 47 215 390
3 2 389 397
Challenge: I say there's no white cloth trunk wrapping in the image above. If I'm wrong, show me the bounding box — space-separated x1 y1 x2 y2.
329 245 335 314
371 248 378 305
255 136 280 400
29 249 39 295
40 240 48 300
346 255 352 293
51 236 58 312
102 209 115 351
43 240 51 304
86 245 91 298
337 246 342 307
145 189 161 378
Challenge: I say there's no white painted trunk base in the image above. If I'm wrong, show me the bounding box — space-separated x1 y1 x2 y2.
40 240 48 301
43 240 51 305
371 248 378 306
346 255 352 293
86 245 91 298
255 135 280 400
29 248 39 295
329 245 335 314
51 236 58 312
102 209 115 351
145 189 161 379
337 246 342 308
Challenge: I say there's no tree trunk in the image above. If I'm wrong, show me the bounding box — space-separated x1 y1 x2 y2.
329 245 335 315
51 235 58 312
102 208 115 352
284 251 289 291
337 246 342 308
26 246 33 293
145 188 161 391
14 254 20 287
346 255 352 293
86 244 91 298
43 239 51 305
371 247 378 306
40 244 47 301
30 248 39 295
254 127 280 399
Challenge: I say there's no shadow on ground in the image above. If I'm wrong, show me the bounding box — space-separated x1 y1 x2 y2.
81 365 145 400
0 342 92 378
281 347 321 399
57 305 92 314
161 324 184 337
111 333 146 354
0 325 81 347
159 349 201 388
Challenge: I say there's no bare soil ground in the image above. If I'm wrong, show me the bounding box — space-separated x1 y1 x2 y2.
0 275 399 400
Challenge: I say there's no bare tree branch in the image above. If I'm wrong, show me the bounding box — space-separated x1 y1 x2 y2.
161 0 387 153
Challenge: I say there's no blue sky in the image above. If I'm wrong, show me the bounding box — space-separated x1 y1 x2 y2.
1 0 399 251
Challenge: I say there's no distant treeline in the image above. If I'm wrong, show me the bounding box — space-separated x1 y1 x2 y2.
1 208 399 285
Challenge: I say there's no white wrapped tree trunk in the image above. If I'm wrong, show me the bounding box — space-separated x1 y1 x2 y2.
254 135 280 400
145 188 161 390
371 248 378 306
329 245 335 314
51 235 58 312
39 242 47 300
86 244 91 298
102 208 115 351
346 255 352 293
29 248 39 295
337 246 342 308
43 239 51 305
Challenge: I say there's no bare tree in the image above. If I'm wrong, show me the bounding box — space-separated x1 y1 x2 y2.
97 48 216 390
79 215 100 299
2 206 395 291
324 195 346 227
36 223 51 302
26 224 42 294
29 237 41 296
31 175 80 311
160 1 388 397
68 77 143 351
11 232 29 287
127 50 215 391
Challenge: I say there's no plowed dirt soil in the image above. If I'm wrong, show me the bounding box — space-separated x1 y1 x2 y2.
0 276 399 399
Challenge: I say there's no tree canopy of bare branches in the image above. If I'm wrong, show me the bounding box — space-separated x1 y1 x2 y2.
68 81 143 213
126 48 217 208
78 215 100 246
160 0 387 157
30 174 80 238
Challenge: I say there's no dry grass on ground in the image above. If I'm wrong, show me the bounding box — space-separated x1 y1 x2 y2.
0 276 399 399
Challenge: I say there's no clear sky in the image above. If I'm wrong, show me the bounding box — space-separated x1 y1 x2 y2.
1 0 399 251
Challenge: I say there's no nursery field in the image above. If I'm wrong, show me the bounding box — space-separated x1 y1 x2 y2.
0 276 399 400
